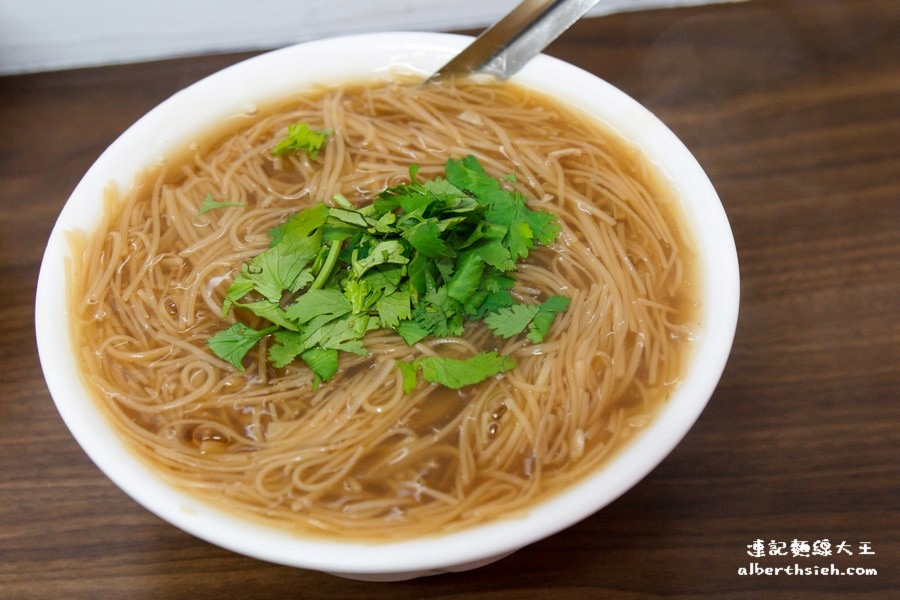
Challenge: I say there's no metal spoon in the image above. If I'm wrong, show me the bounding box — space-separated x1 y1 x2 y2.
428 0 602 82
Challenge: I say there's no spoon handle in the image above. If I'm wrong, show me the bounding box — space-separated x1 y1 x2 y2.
429 0 602 81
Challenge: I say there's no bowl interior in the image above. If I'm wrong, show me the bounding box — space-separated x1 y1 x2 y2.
35 31 739 577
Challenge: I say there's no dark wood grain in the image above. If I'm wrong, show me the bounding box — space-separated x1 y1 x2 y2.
2 1 897 597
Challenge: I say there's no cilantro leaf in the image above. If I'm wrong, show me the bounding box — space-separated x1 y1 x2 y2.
406 251 432 297
444 155 509 207
235 299 299 332
376 289 412 328
445 252 484 304
269 203 329 247
343 277 379 315
283 288 353 326
396 360 421 394
485 295 571 343
222 204 329 315
351 240 410 278
328 207 372 230
526 295 571 343
224 243 316 309
207 323 277 370
399 351 515 391
445 155 559 262
470 238 514 272
419 285 465 337
484 303 540 338
401 219 452 258
486 198 536 261
268 330 308 368
196 193 244 216
521 205 562 246
271 122 331 158
395 320 430 345
299 346 339 384
268 315 371 368
311 315 373 355
469 288 515 319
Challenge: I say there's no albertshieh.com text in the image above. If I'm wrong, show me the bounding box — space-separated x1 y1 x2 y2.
738 563 878 576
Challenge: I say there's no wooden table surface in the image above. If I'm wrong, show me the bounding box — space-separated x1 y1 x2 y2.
2 0 897 597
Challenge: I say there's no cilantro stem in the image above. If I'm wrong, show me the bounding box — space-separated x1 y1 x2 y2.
310 240 342 291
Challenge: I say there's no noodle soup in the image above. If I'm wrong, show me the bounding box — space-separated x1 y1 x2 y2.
68 78 699 540
37 32 738 578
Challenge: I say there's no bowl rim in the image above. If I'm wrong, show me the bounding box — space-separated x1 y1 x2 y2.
35 31 739 576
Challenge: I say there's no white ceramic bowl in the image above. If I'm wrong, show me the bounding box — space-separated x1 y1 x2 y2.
35 32 739 581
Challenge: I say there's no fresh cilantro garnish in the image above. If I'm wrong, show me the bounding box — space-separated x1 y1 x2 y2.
397 352 516 394
525 295 572 343
196 193 245 216
484 303 542 339
485 295 571 343
207 323 277 371
271 122 332 158
206 155 569 392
